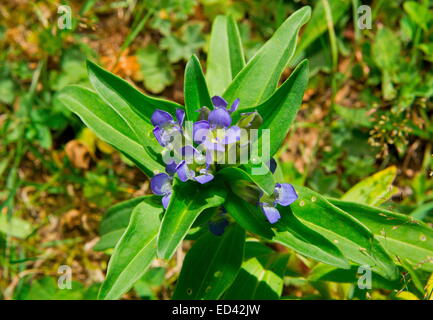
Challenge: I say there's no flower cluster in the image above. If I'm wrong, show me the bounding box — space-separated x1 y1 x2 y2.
150 96 242 208
149 96 298 227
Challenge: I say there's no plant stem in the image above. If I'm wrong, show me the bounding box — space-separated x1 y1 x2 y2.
352 0 361 43
322 0 338 115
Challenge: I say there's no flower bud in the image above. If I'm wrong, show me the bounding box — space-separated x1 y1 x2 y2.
237 111 263 129
196 106 211 121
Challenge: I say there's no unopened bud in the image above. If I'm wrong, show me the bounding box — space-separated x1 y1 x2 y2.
237 111 263 129
196 106 211 121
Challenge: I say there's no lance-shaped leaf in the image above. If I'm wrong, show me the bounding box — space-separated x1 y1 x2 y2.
224 193 275 239
224 242 289 299
308 264 401 291
273 206 349 269
291 186 399 280
87 60 182 122
330 199 433 272
173 224 245 299
206 15 245 96
98 197 163 300
341 166 398 206
88 60 161 153
57 85 163 176
94 196 148 251
239 60 309 156
184 55 213 122
222 6 311 108
157 181 227 259
218 165 275 196
224 193 349 269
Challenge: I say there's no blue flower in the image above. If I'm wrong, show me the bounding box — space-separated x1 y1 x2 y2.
150 173 172 209
151 109 185 147
150 161 183 209
260 183 298 224
208 96 239 128
150 150 215 209
192 96 241 153
176 146 214 184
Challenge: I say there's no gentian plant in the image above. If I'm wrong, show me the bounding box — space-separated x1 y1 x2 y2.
58 7 433 300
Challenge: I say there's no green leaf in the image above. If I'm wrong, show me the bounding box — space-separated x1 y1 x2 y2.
98 197 163 300
184 55 213 122
222 6 311 108
372 28 401 101
0 215 32 239
291 186 399 280
16 277 98 300
57 85 163 176
86 60 182 123
133 267 166 299
87 60 163 154
224 193 275 239
173 224 245 299
294 0 350 58
136 45 175 94
0 78 16 105
404 1 432 31
308 264 401 291
273 206 350 269
94 196 148 251
411 201 433 222
224 194 349 269
224 242 289 299
240 60 309 156
218 165 275 195
206 15 245 95
160 23 205 63
50 50 89 91
341 166 398 206
373 29 401 70
157 181 227 259
330 199 433 272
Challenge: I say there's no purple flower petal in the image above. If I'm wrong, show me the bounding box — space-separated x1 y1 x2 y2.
205 152 213 166
162 193 171 209
193 120 210 144
203 139 225 152
275 183 298 206
176 109 185 126
151 110 173 127
153 126 165 146
150 173 172 195
161 126 183 148
194 172 214 184
228 98 240 113
222 126 241 144
261 205 281 224
166 161 178 175
211 96 228 108
176 161 195 182
181 145 204 163
209 107 232 128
